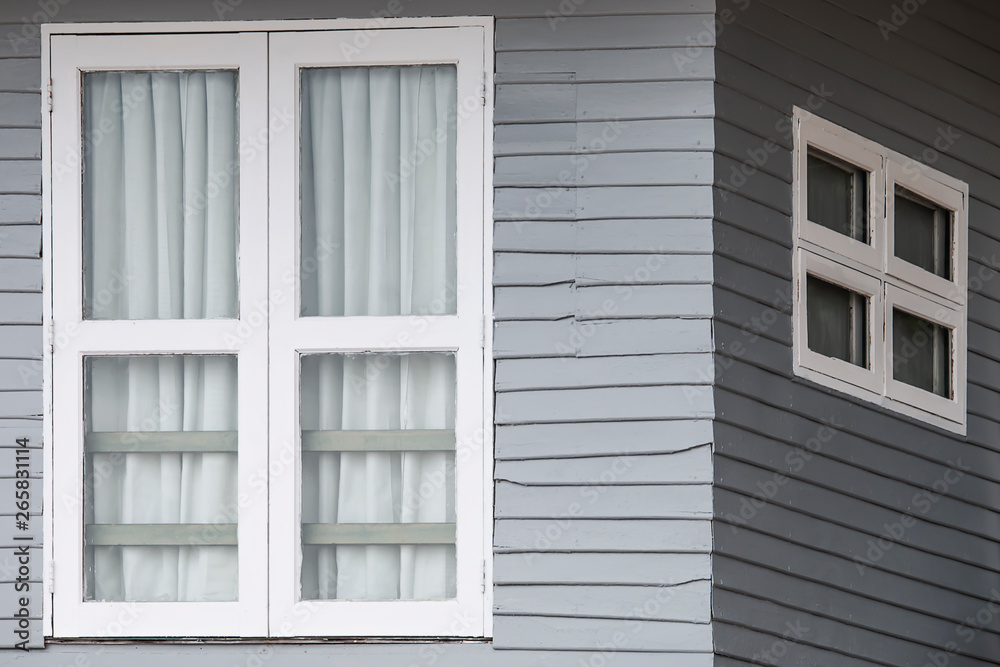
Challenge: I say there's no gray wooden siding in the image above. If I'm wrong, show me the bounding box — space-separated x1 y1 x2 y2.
0 0 718 664
0 17 43 650
491 2 716 658
712 0 1000 665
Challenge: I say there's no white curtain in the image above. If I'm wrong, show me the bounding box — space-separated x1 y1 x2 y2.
83 71 239 602
300 354 456 600
300 66 457 317
88 356 238 602
84 71 238 320
81 65 459 602
299 66 458 600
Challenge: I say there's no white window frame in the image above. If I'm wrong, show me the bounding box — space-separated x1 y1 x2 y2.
885 158 968 304
792 108 968 434
795 249 883 396
266 26 489 639
796 117 884 271
42 18 494 640
885 284 966 425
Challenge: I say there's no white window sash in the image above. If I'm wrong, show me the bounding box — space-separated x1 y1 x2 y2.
885 158 968 306
794 108 885 273
266 26 490 638
49 32 271 638
884 284 966 425
794 249 884 396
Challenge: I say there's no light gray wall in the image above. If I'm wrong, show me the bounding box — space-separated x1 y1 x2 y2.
0 8 44 651
711 0 1000 665
0 0 718 663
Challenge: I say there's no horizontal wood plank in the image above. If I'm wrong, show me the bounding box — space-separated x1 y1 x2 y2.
493 615 712 652
495 581 711 623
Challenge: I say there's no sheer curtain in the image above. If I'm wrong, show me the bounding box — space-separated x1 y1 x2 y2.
87 356 238 602
300 354 456 600
82 71 239 601
298 65 458 600
300 66 457 318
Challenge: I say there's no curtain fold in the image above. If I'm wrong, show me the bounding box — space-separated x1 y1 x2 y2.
300 65 457 318
81 65 459 603
299 64 458 601
300 354 456 601
83 71 240 602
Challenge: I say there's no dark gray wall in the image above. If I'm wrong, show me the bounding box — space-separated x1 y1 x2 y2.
711 0 1000 665
0 0 719 663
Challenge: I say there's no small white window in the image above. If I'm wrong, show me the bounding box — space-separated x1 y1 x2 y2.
792 109 968 433
45 19 493 639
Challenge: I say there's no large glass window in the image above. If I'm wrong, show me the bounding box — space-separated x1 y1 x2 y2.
48 21 491 640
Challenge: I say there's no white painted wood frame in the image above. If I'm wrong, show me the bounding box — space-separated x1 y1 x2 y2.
48 33 270 637
884 284 966 425
266 26 491 638
791 107 968 434
45 17 495 639
794 249 883 396
885 158 968 307
794 107 885 273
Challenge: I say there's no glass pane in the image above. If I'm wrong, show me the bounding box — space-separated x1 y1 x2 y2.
83 355 238 601
299 352 456 600
83 71 239 320
807 276 868 368
894 188 952 279
807 150 868 243
299 66 458 317
893 309 951 397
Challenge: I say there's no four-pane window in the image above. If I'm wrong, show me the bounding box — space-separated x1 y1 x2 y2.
793 109 968 431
